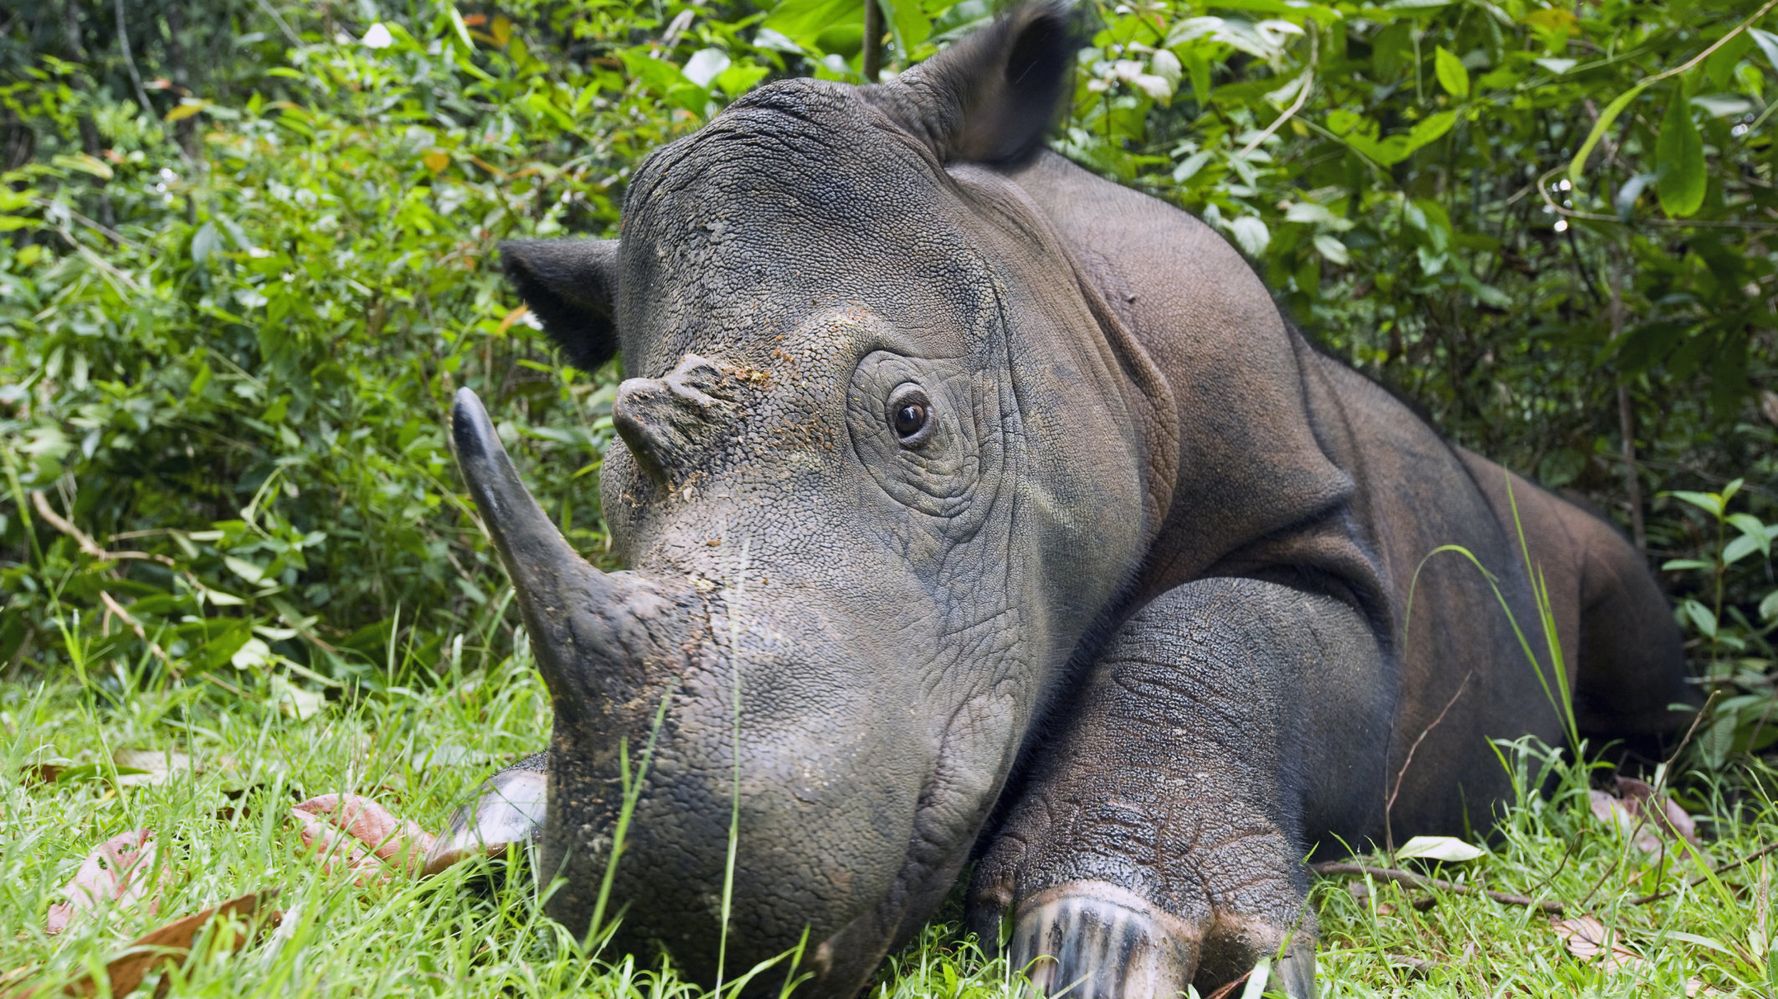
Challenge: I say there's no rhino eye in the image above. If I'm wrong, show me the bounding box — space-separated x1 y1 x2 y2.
887 385 935 446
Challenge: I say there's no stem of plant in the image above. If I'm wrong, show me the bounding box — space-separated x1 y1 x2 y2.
862 0 883 82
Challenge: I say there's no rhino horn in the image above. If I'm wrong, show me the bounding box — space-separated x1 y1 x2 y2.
865 2 1077 165
453 387 669 710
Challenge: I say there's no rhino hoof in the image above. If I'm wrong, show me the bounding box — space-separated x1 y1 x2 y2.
1007 881 1200 999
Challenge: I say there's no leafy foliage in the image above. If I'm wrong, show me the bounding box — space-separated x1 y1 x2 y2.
1 0 1775 761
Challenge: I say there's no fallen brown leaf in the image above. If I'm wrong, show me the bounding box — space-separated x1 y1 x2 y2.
1552 914 1646 974
18 762 67 787
1611 776 1701 847
110 750 196 788
291 793 436 883
21 891 279 998
1590 776 1702 862
45 830 161 935
1590 790 1665 857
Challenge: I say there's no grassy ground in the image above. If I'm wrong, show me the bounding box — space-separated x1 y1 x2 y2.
5 641 1775 998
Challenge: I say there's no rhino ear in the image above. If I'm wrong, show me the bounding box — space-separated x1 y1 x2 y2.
499 239 620 372
869 2 1077 165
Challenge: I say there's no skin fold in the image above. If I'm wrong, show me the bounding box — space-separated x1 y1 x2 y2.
438 6 1695 996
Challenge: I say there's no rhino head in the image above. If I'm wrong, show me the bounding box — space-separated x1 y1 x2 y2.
453 6 1173 993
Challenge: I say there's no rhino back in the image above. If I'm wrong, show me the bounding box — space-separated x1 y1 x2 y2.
1008 150 1578 843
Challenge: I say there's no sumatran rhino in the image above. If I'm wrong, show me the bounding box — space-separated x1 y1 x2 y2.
438 6 1694 996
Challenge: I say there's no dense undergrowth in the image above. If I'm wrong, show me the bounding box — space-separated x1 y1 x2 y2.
3 0 1774 731
3 0 1778 994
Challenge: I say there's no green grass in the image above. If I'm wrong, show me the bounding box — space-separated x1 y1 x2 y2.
5 640 1776 997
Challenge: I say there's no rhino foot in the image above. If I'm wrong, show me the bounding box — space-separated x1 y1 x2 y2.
996 880 1315 999
1006 880 1198 998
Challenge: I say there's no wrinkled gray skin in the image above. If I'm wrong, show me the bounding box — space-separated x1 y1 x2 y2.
438 7 1693 996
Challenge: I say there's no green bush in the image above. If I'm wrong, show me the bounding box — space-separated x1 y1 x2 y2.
2 0 1774 759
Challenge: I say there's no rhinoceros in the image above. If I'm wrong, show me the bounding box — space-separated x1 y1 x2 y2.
437 5 1694 996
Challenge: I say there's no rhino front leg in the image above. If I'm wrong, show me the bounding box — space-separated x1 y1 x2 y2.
971 578 1386 998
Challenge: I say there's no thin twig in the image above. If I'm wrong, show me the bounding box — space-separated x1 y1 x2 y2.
113 0 155 120
1385 671 1473 852
251 0 303 48
1310 862 1565 913
31 196 133 248
1537 163 1778 229
1527 818 1584 900
98 590 173 667
1630 841 1778 906
1204 968 1254 999
861 0 884 82
29 491 175 568
1641 0 1778 89
1238 30 1317 157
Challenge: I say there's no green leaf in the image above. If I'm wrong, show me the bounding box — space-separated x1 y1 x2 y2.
879 0 932 55
1751 28 1778 78
1656 89 1706 218
164 100 209 123
522 91 575 132
1660 558 1712 572
1699 714 1734 767
1728 513 1772 549
1434 47 1469 98
1469 282 1511 309
1614 172 1654 220
1185 49 1211 104
1285 201 1353 231
444 5 473 52
1693 94 1755 119
51 152 114 180
1312 233 1349 265
715 64 771 96
1567 81 1648 184
764 0 858 47
224 555 269 587
1668 490 1724 517
1760 591 1778 622
1239 958 1272 999
191 221 221 265
1405 109 1458 151
1723 533 1761 565
1681 599 1717 638
681 48 731 89
1229 216 1270 257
